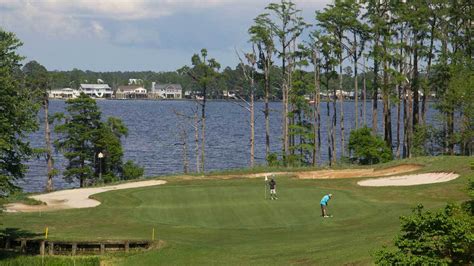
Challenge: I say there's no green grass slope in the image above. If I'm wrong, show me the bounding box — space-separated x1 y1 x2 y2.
1 156 472 265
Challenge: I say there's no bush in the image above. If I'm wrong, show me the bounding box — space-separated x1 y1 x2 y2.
348 126 392 165
121 160 144 180
266 153 280 167
375 204 473 265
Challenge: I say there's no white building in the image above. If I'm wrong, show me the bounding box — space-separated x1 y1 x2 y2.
48 88 80 99
79 84 113 99
150 82 182 99
116 85 147 99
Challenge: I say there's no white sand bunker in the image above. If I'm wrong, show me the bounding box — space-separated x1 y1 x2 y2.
358 172 459 187
4 179 167 213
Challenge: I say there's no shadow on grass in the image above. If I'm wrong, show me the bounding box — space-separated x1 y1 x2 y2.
0 227 41 239
0 228 42 260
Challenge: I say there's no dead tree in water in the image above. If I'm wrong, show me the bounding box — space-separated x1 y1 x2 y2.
173 106 201 173
234 48 257 167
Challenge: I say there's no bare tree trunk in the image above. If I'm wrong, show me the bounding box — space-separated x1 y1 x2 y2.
332 66 337 165
407 85 413 158
194 111 200 173
250 74 255 168
382 37 392 149
312 49 321 166
339 38 346 158
44 97 54 192
181 127 189 174
363 56 367 126
422 17 436 125
372 47 379 135
396 84 401 158
353 32 359 129
264 55 271 160
201 99 206 173
282 43 289 164
412 33 420 129
447 110 454 155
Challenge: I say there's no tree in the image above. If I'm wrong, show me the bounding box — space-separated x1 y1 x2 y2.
375 204 473 265
235 50 257 167
317 0 355 158
23 60 56 192
188 49 220 172
348 126 392 165
0 29 39 196
54 93 101 187
265 0 308 164
249 14 275 160
94 117 128 181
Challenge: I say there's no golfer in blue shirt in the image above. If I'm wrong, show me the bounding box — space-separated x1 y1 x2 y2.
320 193 333 217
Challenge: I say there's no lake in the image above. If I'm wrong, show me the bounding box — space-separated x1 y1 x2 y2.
19 99 439 192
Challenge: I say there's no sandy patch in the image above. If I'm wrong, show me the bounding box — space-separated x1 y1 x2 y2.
4 180 167 213
357 172 459 187
197 164 422 180
295 164 422 179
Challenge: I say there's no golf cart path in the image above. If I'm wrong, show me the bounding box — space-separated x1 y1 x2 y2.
5 180 167 213
357 172 459 187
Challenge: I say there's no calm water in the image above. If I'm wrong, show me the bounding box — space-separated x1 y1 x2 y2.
19 99 439 192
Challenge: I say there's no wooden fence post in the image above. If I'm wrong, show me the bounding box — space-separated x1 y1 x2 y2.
20 239 27 253
40 241 45 255
100 243 105 255
124 241 129 253
48 242 54 255
72 243 77 255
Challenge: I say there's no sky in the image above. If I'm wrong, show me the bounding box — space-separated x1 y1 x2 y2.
0 0 331 72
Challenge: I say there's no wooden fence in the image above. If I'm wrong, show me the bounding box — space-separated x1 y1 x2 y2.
0 238 154 255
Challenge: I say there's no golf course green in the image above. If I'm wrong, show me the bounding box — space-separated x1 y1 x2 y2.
1 156 472 265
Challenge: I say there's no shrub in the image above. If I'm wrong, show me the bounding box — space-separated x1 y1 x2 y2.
122 160 144 180
348 126 392 165
375 204 473 265
266 153 280 167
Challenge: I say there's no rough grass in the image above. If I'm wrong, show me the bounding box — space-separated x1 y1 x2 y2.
0 156 472 265
0 252 99 266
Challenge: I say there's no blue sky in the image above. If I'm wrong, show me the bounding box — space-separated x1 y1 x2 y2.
1 0 330 71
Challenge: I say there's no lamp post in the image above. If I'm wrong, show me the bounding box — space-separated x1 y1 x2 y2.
98 152 104 180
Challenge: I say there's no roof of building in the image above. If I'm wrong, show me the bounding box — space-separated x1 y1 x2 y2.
80 84 111 89
153 84 182 91
117 85 145 92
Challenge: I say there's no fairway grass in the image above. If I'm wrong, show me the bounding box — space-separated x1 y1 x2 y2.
1 156 472 265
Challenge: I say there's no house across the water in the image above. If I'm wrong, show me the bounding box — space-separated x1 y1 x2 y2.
149 83 182 99
48 88 80 99
80 84 113 99
116 85 147 99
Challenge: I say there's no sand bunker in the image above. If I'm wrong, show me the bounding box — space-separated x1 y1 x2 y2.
294 164 422 179
4 179 166 213
208 164 422 180
357 172 459 187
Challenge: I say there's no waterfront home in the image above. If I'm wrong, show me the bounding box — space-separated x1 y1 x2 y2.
48 88 80 99
79 84 113 99
116 85 147 99
149 82 182 99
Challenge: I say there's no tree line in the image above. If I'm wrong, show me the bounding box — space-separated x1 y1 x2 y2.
0 30 144 197
174 0 471 173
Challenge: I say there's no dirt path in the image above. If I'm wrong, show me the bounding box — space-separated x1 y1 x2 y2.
5 180 167 213
357 172 459 187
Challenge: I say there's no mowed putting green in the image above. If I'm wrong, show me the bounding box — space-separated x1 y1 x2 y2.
1 156 472 265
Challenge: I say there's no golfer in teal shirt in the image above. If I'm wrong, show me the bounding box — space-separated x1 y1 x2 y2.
320 194 332 217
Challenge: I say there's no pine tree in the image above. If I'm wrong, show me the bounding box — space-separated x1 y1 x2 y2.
0 29 39 195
